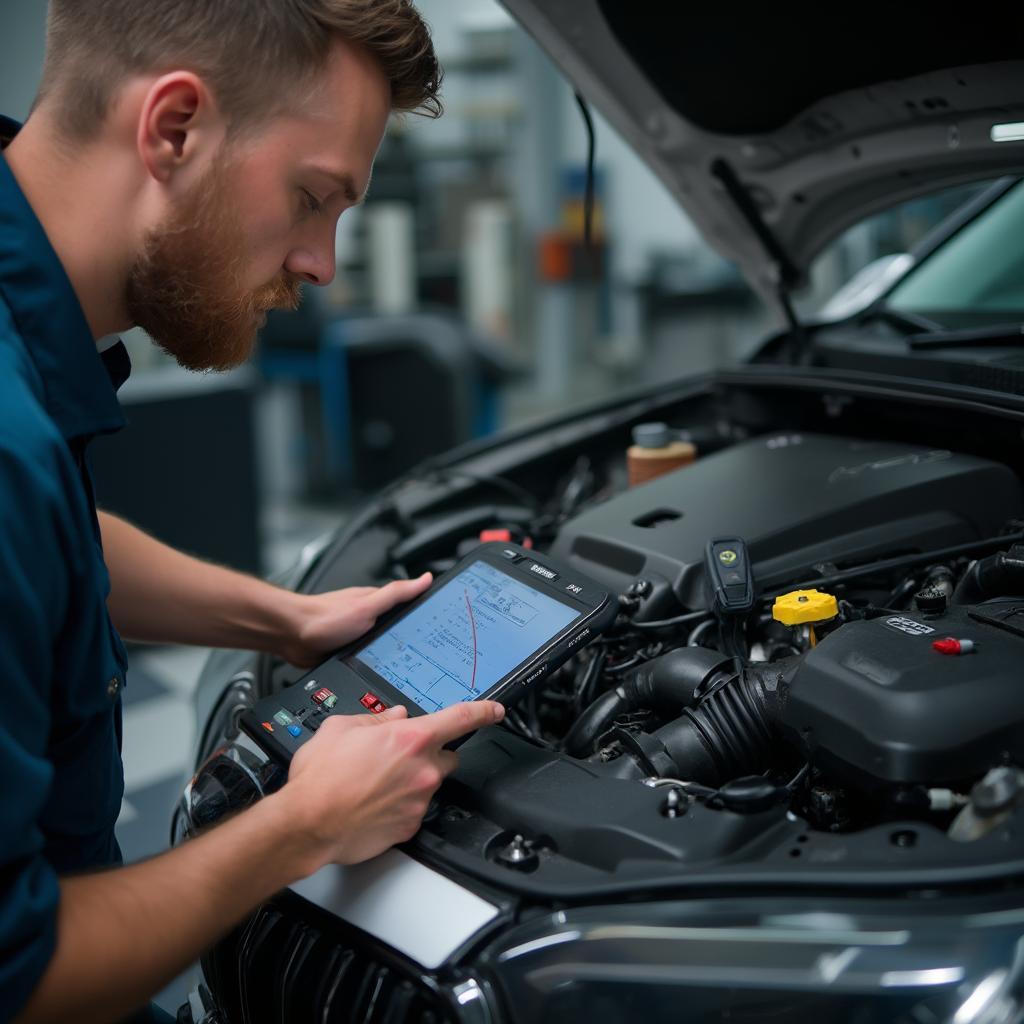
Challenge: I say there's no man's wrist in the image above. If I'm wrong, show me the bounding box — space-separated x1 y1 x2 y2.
249 584 313 666
247 787 326 884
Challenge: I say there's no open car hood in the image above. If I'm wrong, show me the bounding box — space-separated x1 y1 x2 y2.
501 0 1024 306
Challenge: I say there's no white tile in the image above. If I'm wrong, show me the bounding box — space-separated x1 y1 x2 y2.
122 695 193 793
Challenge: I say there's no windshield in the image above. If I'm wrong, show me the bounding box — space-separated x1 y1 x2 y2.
884 180 1024 330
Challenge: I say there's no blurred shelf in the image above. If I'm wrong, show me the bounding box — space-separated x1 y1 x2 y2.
416 142 511 162
442 53 515 73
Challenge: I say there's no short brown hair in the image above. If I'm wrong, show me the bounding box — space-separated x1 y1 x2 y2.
37 0 442 139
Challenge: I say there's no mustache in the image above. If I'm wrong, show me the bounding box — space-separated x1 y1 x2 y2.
252 274 303 313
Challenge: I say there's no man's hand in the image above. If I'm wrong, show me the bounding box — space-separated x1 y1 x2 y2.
280 572 433 667
284 699 505 870
13 696 502 1024
98 513 435 662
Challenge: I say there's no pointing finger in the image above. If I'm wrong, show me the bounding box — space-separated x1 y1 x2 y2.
415 700 504 747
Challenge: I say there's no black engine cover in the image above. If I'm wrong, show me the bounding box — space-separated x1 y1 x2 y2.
781 604 1024 785
551 433 1024 609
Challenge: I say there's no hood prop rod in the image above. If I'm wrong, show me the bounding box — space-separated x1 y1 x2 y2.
710 158 807 362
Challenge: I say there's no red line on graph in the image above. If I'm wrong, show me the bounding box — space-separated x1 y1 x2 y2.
464 589 478 691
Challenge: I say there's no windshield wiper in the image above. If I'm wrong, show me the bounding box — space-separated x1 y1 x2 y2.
856 306 944 335
907 322 1024 350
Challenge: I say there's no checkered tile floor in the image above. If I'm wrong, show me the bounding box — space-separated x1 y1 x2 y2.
117 645 207 861
117 644 210 1015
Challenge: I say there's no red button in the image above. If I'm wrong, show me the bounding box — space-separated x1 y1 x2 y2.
360 692 379 709
261 721 274 732
480 528 512 543
370 700 389 714
312 687 333 705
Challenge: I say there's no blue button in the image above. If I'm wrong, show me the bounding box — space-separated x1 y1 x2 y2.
287 724 303 737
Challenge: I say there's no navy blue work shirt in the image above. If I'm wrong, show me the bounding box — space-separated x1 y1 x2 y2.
0 117 133 1020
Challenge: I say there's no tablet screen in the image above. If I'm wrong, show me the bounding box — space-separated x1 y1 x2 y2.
352 560 581 712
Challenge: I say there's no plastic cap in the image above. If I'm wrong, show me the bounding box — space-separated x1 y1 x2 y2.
772 589 839 626
631 422 672 449
480 528 513 543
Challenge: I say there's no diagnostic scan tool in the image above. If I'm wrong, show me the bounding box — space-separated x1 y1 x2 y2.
241 542 616 763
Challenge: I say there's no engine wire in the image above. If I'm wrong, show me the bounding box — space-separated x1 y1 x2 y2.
630 609 711 631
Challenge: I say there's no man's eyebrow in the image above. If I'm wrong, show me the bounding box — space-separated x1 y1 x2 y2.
310 167 366 204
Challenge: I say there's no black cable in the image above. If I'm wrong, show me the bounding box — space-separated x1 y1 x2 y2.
884 574 920 608
763 529 1024 601
576 647 607 711
631 610 711 631
605 653 645 676
574 92 597 253
687 619 716 647
785 763 811 791
425 467 543 516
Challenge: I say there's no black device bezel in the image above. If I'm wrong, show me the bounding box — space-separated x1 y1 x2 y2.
344 542 612 712
240 542 616 759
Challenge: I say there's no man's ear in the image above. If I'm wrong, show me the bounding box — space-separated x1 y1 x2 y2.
137 71 223 184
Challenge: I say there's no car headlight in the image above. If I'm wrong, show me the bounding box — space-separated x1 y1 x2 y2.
481 896 1024 1024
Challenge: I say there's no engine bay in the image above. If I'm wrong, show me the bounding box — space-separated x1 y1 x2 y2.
227 373 1024 898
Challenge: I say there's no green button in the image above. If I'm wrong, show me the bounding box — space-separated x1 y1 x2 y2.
718 549 738 566
273 709 294 726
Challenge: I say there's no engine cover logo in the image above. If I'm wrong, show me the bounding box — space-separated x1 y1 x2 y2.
883 616 936 637
827 449 952 485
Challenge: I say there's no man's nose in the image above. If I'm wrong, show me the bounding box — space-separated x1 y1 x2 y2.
284 236 337 287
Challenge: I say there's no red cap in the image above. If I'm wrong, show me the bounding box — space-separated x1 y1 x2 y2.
480 528 512 543
932 637 962 655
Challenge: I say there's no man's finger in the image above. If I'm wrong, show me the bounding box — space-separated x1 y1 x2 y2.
368 573 432 616
364 704 408 725
416 700 504 747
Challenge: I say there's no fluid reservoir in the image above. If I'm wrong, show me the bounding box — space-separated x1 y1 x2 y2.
772 589 839 647
627 422 697 487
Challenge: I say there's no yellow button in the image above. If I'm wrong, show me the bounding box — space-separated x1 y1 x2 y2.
772 589 839 626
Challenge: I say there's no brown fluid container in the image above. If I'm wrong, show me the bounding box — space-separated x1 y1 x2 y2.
627 423 697 487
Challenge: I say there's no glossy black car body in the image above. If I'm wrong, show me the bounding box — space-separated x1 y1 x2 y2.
176 6 1024 1023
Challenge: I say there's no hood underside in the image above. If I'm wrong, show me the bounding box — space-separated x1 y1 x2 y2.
501 0 1024 303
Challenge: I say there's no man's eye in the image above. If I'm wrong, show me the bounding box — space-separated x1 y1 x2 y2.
301 189 323 215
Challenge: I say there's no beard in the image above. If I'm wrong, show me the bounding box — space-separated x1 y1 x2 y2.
125 160 302 372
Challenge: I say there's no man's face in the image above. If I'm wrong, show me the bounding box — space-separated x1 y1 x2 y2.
127 38 391 372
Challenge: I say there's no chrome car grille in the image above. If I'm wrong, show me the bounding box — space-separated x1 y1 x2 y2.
203 899 456 1024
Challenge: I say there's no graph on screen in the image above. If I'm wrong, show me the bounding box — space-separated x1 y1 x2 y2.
354 560 579 712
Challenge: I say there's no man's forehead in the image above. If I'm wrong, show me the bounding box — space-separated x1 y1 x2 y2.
274 47 390 199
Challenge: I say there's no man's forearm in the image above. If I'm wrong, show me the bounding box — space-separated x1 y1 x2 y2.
16 791 310 1024
99 511 303 654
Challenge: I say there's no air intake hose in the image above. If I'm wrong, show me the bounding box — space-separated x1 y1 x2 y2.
564 647 732 757
648 663 787 786
952 544 1024 605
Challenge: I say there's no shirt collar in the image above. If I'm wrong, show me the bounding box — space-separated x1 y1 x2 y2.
0 115 128 441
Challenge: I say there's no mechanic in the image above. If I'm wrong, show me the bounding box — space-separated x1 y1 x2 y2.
0 3 504 1022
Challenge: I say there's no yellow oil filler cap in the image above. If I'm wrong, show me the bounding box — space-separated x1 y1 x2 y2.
772 589 839 626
